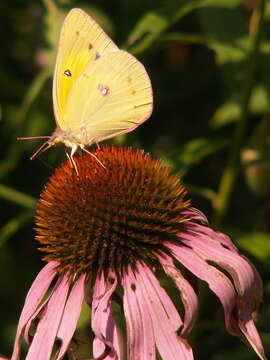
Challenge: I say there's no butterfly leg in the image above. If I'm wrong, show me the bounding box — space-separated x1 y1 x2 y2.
66 144 79 176
80 145 106 169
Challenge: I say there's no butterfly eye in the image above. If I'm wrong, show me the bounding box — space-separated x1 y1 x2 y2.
88 43 93 50
64 69 72 77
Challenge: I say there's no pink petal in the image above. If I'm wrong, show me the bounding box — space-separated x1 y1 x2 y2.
169 223 266 359
183 208 208 225
56 273 86 360
25 274 70 360
122 266 155 360
134 262 193 360
91 271 122 360
158 254 198 337
24 292 52 345
11 261 58 360
168 243 236 330
238 315 266 360
180 226 254 295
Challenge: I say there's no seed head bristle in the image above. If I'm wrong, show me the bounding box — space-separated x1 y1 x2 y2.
35 146 190 276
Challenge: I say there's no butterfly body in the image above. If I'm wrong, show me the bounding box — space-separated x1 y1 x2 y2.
19 8 153 167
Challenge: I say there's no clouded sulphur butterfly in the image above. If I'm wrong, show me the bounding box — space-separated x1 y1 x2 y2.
19 8 153 171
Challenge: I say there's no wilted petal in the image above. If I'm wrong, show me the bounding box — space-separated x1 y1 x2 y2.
168 243 236 329
25 274 70 360
135 262 193 360
170 223 266 360
122 266 155 360
215 230 238 252
56 273 86 360
180 224 254 294
238 314 266 360
11 261 58 360
158 254 198 337
91 270 121 360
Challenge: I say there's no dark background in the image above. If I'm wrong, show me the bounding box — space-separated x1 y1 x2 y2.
0 0 269 358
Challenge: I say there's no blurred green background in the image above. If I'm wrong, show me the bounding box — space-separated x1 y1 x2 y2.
0 0 270 358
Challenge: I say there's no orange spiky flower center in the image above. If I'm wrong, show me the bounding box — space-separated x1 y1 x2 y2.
35 146 190 275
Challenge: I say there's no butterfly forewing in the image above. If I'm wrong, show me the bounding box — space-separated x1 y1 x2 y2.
62 50 153 145
53 8 118 128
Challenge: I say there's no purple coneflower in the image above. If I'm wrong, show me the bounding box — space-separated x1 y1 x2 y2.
6 146 265 360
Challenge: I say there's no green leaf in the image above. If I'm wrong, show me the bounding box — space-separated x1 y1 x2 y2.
241 116 270 197
125 0 242 55
237 232 270 266
210 84 270 128
210 100 241 128
198 3 250 95
178 138 228 167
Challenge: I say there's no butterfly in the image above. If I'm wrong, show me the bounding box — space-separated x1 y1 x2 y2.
19 8 153 172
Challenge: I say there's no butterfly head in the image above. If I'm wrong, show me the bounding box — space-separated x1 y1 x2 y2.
17 127 71 161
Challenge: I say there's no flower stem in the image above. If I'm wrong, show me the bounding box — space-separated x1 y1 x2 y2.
212 0 266 228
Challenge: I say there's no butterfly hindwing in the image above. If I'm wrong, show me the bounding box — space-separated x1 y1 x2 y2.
53 8 118 128
62 50 153 145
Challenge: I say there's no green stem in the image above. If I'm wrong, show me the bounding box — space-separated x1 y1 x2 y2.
0 184 36 209
0 211 34 248
212 0 266 228
0 68 50 179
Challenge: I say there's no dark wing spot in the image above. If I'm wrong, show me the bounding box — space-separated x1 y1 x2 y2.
88 43 93 50
76 31 80 36
127 77 132 83
132 90 136 95
95 53 100 60
64 69 72 77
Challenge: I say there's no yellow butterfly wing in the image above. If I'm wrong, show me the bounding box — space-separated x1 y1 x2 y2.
53 8 118 128
61 50 153 145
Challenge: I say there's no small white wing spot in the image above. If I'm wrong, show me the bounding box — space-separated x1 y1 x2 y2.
98 85 110 96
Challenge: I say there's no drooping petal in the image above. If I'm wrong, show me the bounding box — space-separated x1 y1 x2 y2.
158 254 198 337
56 273 86 360
122 265 155 360
180 224 254 295
179 224 265 359
168 243 236 330
169 222 266 360
25 274 70 360
11 261 58 360
133 262 193 360
238 312 266 360
91 270 122 360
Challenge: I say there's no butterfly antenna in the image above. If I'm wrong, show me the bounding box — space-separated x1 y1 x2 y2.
30 141 52 161
17 136 51 141
17 136 52 160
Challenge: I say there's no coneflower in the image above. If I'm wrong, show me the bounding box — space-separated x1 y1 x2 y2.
6 146 265 360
